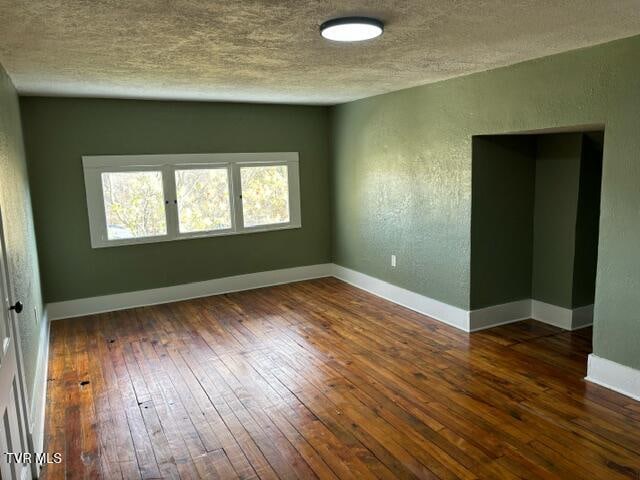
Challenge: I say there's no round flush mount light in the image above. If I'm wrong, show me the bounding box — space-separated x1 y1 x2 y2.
320 17 384 42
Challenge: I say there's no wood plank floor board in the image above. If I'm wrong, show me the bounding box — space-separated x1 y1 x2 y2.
42 278 640 479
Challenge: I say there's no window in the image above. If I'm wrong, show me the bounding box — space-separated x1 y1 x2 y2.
83 153 301 248
175 168 232 233
101 171 167 240
240 165 290 227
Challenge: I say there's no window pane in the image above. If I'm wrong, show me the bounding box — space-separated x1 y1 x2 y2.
240 165 290 227
101 171 167 240
176 168 232 233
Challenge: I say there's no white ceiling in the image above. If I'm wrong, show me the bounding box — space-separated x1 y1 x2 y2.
1 0 640 105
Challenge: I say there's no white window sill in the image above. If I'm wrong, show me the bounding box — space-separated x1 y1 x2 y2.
91 222 302 248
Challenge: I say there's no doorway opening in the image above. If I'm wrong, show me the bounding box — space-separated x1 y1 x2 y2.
470 129 604 372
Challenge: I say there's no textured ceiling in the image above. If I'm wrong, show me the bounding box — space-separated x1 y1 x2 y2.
1 0 640 104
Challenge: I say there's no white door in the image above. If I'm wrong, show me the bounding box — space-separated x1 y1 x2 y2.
0 209 31 480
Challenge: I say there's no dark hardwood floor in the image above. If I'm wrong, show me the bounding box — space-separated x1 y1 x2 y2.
42 278 640 479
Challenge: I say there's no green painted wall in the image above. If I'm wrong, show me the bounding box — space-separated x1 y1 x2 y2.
0 63 44 401
470 135 536 309
332 35 640 369
531 134 583 309
572 134 603 308
20 97 331 303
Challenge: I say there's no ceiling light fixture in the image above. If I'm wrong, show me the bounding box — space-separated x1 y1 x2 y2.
320 17 384 42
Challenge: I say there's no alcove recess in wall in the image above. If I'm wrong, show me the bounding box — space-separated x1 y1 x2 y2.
470 126 604 333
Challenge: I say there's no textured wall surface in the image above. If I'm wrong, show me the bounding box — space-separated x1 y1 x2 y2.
332 35 640 369
21 97 331 302
531 134 583 309
0 63 43 401
470 136 536 310
2 1 640 103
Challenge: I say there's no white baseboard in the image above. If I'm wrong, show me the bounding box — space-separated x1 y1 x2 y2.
531 300 574 330
531 300 594 330
27 308 50 477
46 261 597 336
45 261 595 336
48 262 471 329
586 354 640 401
571 304 594 330
332 265 470 331
468 299 532 332
47 263 334 320
468 300 594 331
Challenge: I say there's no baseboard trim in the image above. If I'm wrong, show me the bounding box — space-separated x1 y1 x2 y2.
46 262 596 336
531 300 594 330
467 300 594 332
468 300 532 332
47 264 334 320
46 263 597 336
48 262 471 330
571 304 594 330
28 308 50 477
531 300 573 329
586 354 640 402
332 265 470 331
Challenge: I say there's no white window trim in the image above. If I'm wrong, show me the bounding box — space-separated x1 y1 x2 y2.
82 152 301 248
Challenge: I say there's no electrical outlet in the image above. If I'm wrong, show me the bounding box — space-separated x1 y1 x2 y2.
391 254 397 268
